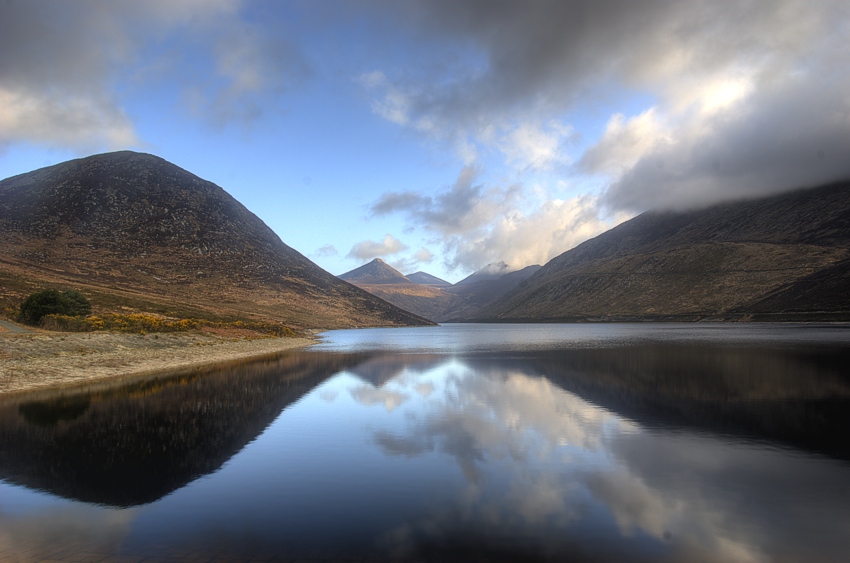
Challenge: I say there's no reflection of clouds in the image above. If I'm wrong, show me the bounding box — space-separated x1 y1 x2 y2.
376 365 631 481
349 385 409 412
372 358 850 562
604 433 850 563
318 389 339 402
0 505 135 556
348 354 445 387
415 382 434 398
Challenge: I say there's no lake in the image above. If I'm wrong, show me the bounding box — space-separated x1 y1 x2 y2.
1 323 850 562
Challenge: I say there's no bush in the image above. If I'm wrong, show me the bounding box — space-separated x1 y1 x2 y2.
37 312 297 337
19 289 92 325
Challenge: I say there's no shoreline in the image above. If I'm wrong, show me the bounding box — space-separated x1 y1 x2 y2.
0 330 318 396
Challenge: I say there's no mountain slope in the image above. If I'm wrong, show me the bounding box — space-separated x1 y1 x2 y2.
406 271 451 287
469 182 850 322
0 151 432 329
339 258 411 284
441 265 543 321
455 261 511 285
340 261 543 322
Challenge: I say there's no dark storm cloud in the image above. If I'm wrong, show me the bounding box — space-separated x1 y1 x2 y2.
370 0 837 121
367 0 850 209
603 70 850 211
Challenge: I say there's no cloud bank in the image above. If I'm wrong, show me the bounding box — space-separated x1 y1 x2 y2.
371 167 624 273
365 0 850 210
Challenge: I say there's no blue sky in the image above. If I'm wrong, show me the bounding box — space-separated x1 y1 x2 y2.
2 1 849 283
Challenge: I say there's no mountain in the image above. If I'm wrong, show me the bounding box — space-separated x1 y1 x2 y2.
339 258 412 284
339 259 445 319
406 271 451 287
0 151 432 329
468 181 850 322
340 260 543 322
440 264 543 321
455 261 511 285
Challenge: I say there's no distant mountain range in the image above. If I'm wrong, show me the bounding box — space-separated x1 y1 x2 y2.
0 151 432 329
469 181 850 322
344 182 850 323
338 259 542 321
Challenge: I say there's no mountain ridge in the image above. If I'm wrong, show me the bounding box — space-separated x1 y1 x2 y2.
467 181 850 322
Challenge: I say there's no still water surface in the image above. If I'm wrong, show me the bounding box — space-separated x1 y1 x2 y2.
2 323 850 561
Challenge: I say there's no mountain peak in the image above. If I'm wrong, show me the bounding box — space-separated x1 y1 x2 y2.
455 261 513 286
406 271 452 287
340 258 411 285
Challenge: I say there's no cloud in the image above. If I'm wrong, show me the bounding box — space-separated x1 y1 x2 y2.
413 248 434 263
578 109 671 177
361 71 574 169
371 167 624 272
602 71 850 211
0 89 137 150
314 244 339 257
369 355 850 561
498 120 576 171
0 0 307 149
347 234 408 261
182 20 310 128
363 0 850 208
349 385 409 412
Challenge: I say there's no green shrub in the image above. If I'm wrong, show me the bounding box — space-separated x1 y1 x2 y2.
19 289 92 325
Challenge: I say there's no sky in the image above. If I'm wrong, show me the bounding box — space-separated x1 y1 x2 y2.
1 0 849 283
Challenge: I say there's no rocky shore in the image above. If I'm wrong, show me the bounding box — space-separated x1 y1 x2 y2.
0 329 316 395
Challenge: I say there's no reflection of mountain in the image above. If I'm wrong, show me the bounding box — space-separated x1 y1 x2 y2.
0 352 364 507
369 351 850 562
348 354 444 387
347 344 850 461
471 344 850 460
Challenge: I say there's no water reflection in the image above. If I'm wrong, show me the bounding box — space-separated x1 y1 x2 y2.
1 327 849 562
0 352 365 507
360 347 850 562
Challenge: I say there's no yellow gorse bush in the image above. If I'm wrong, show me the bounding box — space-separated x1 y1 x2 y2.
40 314 296 337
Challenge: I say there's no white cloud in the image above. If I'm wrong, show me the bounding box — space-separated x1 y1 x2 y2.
578 109 670 176
446 195 630 272
0 88 137 149
350 385 409 412
314 244 339 257
371 167 626 273
498 120 575 171
347 234 408 261
413 248 434 263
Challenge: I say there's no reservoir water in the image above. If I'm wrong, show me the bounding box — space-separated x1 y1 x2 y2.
1 323 850 562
